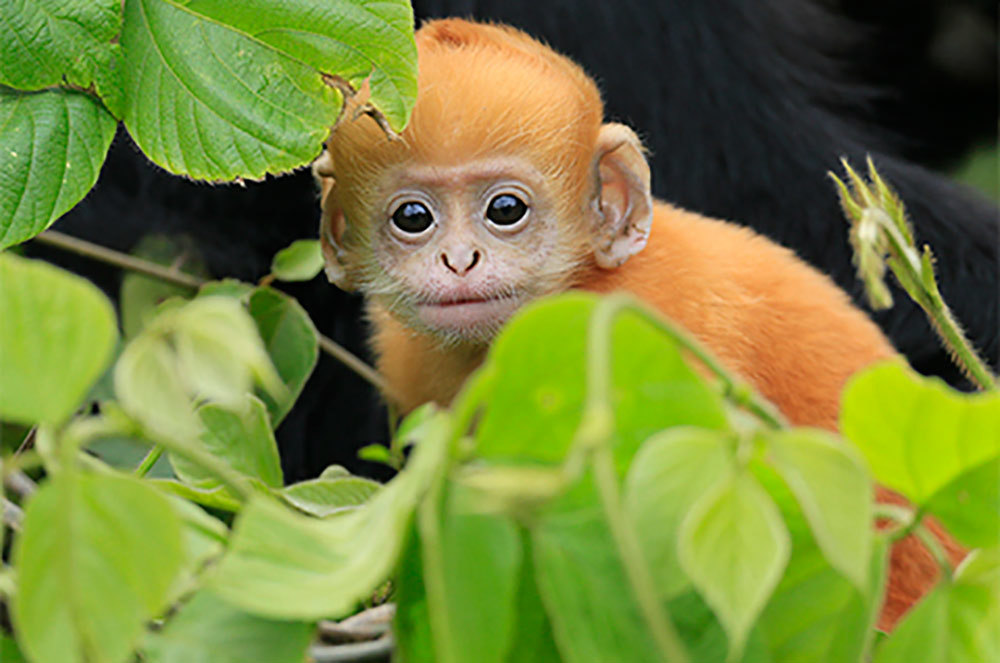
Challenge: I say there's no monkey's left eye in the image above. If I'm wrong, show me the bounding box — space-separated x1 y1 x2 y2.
486 194 528 226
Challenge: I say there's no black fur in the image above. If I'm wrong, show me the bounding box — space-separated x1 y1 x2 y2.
32 0 999 480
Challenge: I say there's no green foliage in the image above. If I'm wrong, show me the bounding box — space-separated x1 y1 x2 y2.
0 88 116 250
0 0 418 250
0 253 118 425
269 239 325 282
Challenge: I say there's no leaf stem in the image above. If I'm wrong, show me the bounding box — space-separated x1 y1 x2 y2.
913 523 954 582
135 444 164 477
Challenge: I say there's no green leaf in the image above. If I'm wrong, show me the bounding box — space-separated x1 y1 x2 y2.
624 427 736 599
114 331 202 441
198 278 254 301
419 485 522 663
13 473 184 663
503 532 563 663
924 456 999 548
751 461 885 663
394 525 436 663
531 475 664 662
279 475 381 517
358 443 394 465
144 591 314 663
120 235 205 339
150 478 243 512
767 429 873 590
119 0 416 180
0 88 115 248
163 495 228 603
841 362 1000 506
0 636 28 663
170 396 282 488
208 411 451 619
873 548 1000 663
0 254 117 425
476 293 728 469
248 287 318 426
679 471 791 660
0 0 121 90
270 239 324 282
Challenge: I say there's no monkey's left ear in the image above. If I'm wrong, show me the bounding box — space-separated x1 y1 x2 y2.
592 123 653 268
313 150 358 292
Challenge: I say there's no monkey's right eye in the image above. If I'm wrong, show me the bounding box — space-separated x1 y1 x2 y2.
391 202 434 234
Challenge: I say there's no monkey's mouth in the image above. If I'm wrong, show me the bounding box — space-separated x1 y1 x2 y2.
416 294 523 337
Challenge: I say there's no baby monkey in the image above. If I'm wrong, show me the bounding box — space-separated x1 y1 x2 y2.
315 19 955 628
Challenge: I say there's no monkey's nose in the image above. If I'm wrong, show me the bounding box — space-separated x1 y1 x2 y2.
441 250 481 275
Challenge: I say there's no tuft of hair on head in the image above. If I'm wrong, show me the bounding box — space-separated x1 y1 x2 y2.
325 18 606 216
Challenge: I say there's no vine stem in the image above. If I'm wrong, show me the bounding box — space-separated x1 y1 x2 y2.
875 217 997 391
135 445 165 477
34 229 394 397
580 294 691 663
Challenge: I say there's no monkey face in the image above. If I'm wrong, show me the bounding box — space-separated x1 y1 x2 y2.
357 156 593 345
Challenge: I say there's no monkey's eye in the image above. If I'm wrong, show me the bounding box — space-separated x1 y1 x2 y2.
391 201 434 234
486 194 528 226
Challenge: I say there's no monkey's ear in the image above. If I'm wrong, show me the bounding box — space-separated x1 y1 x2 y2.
313 151 358 292
593 123 653 268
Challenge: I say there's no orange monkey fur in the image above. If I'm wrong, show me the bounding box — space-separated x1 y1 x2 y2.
318 18 961 632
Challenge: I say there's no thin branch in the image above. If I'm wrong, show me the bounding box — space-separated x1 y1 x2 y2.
36 230 205 289
4 470 37 499
33 230 391 396
309 635 394 663
2 497 24 530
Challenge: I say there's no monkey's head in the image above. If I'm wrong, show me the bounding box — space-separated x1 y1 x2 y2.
316 19 652 345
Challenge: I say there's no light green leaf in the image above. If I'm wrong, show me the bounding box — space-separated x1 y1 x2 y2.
924 456 999 548
119 0 416 180
841 362 1000 506
0 254 117 425
476 293 728 470
13 473 184 663
208 411 450 619
163 495 228 604
624 427 736 599
532 475 664 663
115 331 202 441
768 429 873 590
279 475 381 517
198 278 254 301
0 88 115 248
679 471 791 660
120 235 205 339
248 287 318 426
270 239 324 282
170 396 282 488
149 591 313 663
0 635 28 663
144 591 314 663
149 478 242 512
0 0 120 90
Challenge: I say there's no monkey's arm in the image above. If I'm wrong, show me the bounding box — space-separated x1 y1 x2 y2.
585 202 896 431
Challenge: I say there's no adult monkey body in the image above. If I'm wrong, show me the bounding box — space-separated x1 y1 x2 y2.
315 18 962 630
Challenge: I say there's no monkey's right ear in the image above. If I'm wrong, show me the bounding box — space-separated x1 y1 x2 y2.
313 150 358 292
592 124 653 268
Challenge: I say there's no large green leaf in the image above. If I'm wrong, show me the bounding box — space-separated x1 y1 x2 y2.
0 254 117 425
418 485 522 663
170 396 283 488
767 429 872 591
208 411 450 619
119 0 416 180
279 475 381 517
531 475 666 662
248 287 318 426
144 591 314 663
624 427 736 600
0 88 115 249
924 457 999 548
476 293 728 470
679 471 791 660
874 548 1000 663
0 0 120 91
13 473 184 663
840 362 1000 540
